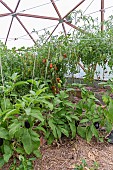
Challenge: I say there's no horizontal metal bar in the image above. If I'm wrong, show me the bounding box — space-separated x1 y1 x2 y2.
17 13 59 21
0 13 11 17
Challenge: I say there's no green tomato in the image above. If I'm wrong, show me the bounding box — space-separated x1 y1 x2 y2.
59 80 62 84
58 83 61 88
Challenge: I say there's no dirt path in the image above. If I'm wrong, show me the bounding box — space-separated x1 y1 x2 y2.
34 136 113 170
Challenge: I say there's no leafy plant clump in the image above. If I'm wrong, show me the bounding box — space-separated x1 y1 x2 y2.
0 76 112 168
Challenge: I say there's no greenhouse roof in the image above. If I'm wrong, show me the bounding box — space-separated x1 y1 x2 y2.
0 0 113 48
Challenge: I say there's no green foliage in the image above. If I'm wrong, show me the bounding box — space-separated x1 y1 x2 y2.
9 156 35 170
45 90 79 144
74 159 99 170
0 77 52 167
1 12 113 169
75 87 105 142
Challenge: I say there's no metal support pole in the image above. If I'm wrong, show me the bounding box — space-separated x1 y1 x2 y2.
51 0 66 35
5 0 21 44
63 0 86 19
45 23 59 43
101 0 104 31
17 13 59 21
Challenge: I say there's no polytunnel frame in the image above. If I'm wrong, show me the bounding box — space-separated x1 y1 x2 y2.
0 0 104 46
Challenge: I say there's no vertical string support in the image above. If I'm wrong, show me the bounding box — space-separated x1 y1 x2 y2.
45 46 50 81
0 49 6 110
31 50 38 91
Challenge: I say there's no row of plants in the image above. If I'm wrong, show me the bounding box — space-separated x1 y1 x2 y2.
1 14 113 85
1 71 113 168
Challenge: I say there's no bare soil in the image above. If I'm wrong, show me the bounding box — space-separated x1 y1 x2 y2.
33 136 113 170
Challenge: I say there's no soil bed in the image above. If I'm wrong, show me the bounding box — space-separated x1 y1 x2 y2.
33 136 113 170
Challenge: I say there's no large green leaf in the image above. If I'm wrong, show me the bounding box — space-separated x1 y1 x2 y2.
53 98 62 105
36 87 48 96
0 127 9 139
80 119 89 124
40 100 53 110
15 128 24 138
29 129 40 142
63 101 75 108
66 115 72 122
31 109 44 122
3 145 13 162
0 158 5 168
69 121 76 138
39 95 54 100
86 126 92 142
1 98 13 111
33 99 53 111
3 109 19 121
91 124 98 138
22 129 32 155
102 95 110 105
25 107 31 115
47 133 54 145
59 91 69 99
70 114 79 121
9 120 21 137
77 126 86 139
14 81 28 87
33 150 42 158
48 119 57 138
108 99 113 123
56 126 62 139
60 128 69 137
15 147 25 155
35 126 46 133
27 79 39 86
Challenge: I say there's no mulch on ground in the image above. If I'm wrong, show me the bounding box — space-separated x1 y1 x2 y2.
34 136 113 170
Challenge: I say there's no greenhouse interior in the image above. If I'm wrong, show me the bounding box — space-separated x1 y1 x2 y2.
1 0 113 169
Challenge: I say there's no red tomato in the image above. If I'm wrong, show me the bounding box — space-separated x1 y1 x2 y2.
42 59 46 63
56 78 60 82
63 54 67 58
50 63 53 68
